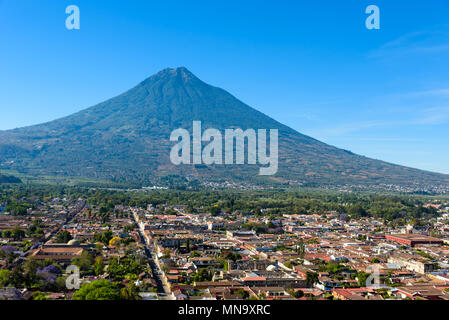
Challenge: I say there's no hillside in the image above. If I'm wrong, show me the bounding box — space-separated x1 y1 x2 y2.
0 174 22 184
0 67 448 191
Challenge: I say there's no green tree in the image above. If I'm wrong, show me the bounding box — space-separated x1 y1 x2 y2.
8 266 25 288
55 276 68 291
120 282 140 300
297 239 306 258
107 256 144 281
0 269 10 286
23 257 41 286
6 203 28 216
93 257 105 276
192 268 212 282
306 271 318 286
72 251 94 272
210 204 221 216
55 231 73 243
12 227 26 241
348 204 368 218
1 230 12 238
32 291 49 300
94 230 114 245
73 279 121 300
356 271 370 287
289 289 304 298
236 289 249 299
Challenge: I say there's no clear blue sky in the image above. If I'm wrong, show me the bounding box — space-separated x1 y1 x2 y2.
1 0 449 174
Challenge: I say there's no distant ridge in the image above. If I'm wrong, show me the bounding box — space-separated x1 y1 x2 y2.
0 174 22 184
0 67 448 191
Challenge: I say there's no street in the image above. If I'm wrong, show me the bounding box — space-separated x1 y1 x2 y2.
132 213 173 299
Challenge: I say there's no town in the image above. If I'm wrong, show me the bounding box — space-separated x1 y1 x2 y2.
1 186 449 301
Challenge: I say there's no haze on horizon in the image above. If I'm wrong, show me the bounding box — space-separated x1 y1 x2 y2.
0 0 448 174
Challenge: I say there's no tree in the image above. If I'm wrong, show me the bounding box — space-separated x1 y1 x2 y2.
223 252 241 262
107 256 144 281
6 203 28 216
55 276 68 291
123 224 135 234
8 266 25 288
162 249 171 259
73 279 121 300
93 257 105 276
94 230 113 245
1 230 12 238
109 237 122 247
348 204 368 218
0 269 10 286
120 282 140 300
192 268 212 282
356 271 370 287
306 271 318 286
290 289 304 298
236 289 249 299
55 231 72 243
24 257 41 285
12 227 25 241
32 291 49 300
72 251 94 272
297 239 306 258
210 204 221 216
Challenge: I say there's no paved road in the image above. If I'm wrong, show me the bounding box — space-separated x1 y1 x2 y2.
132 214 172 298
45 199 87 243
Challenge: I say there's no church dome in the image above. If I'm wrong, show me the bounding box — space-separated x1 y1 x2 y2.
67 239 80 246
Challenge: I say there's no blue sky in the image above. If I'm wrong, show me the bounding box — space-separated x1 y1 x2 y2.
0 0 448 173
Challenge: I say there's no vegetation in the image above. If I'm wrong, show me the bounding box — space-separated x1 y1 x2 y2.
55 231 72 243
0 184 444 226
73 280 123 300
0 174 22 184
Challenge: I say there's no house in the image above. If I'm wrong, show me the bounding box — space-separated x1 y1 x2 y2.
386 234 443 247
250 287 292 300
388 254 436 274
332 288 380 300
393 286 449 300
30 246 84 264
190 257 216 267
194 281 242 290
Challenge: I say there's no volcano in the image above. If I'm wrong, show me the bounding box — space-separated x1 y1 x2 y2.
0 67 448 190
